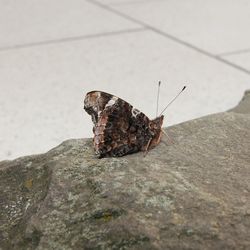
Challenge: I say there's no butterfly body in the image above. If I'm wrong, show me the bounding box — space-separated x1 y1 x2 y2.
84 91 163 158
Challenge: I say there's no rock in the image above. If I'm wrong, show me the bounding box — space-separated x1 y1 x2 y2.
230 90 250 114
0 92 250 250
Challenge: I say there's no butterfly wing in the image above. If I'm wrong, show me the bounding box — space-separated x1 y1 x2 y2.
84 91 153 157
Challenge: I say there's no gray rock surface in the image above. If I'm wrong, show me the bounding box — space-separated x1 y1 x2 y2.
230 90 250 114
1 91 250 250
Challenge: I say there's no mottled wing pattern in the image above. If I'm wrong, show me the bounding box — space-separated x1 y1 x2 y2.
84 91 153 157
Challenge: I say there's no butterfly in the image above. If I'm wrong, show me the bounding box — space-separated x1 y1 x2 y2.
84 91 164 158
84 85 186 158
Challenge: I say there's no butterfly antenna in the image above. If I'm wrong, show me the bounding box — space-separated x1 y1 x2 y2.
156 81 161 117
159 86 186 115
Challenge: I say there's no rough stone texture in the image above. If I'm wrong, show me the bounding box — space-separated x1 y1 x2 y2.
230 90 250 114
0 92 250 250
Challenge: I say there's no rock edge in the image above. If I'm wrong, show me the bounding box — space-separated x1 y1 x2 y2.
0 91 250 250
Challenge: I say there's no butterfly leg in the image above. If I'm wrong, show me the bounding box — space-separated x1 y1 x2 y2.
143 138 152 157
161 129 174 144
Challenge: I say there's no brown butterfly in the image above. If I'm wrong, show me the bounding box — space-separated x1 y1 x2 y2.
84 84 186 158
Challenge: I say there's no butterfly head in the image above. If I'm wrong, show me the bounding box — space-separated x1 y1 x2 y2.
148 115 164 148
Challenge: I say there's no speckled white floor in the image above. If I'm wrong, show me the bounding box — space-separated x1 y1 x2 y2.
1 0 250 160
